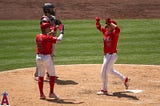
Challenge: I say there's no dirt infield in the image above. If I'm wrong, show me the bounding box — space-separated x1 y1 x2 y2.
0 64 160 106
0 0 160 20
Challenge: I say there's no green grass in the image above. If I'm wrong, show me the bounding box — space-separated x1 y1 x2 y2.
0 19 160 71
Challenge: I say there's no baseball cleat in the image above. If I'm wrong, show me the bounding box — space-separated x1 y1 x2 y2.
33 71 38 81
97 90 108 95
49 93 59 99
33 74 38 81
55 76 59 79
40 94 46 99
124 77 130 89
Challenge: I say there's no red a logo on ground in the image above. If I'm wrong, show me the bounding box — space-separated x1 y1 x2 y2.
1 91 10 106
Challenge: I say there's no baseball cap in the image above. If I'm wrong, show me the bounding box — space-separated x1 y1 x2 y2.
40 22 50 31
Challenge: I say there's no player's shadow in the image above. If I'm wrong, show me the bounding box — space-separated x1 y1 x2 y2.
107 91 139 100
55 79 78 85
46 98 84 104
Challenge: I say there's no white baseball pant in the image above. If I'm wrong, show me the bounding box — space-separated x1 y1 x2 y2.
101 53 125 91
36 54 56 77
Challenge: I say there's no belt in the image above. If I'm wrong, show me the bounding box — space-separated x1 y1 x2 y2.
109 53 113 54
106 52 117 55
37 54 51 56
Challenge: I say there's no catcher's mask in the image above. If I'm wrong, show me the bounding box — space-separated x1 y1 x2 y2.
43 3 56 15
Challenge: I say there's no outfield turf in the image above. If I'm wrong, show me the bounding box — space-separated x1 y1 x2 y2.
0 19 160 71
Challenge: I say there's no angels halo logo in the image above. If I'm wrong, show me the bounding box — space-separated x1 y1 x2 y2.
1 91 10 106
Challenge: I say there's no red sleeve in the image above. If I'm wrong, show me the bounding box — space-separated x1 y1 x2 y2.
96 21 101 31
59 24 64 34
96 22 105 33
115 26 120 35
101 27 106 33
110 26 120 52
55 19 64 34
111 34 119 52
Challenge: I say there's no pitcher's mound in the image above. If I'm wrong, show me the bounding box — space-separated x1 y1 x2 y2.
0 64 160 106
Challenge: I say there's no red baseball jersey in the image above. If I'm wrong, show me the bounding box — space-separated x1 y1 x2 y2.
36 34 57 55
97 24 120 54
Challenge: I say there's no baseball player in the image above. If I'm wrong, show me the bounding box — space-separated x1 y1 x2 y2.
95 17 129 95
36 22 63 99
34 2 64 81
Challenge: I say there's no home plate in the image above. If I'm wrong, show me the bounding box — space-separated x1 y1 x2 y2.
125 89 143 93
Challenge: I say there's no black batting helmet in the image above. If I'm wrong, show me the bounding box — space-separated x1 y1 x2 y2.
43 3 55 15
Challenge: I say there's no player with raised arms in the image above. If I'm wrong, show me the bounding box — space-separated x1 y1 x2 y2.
96 17 129 95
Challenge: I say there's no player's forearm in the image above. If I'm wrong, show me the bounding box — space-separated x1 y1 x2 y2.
96 22 101 31
59 24 64 34
57 33 63 41
110 23 120 34
110 23 117 29
95 16 102 31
